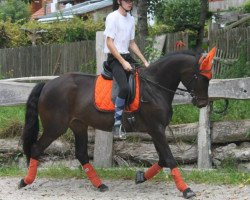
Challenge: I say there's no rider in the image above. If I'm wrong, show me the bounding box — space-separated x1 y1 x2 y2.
104 0 149 139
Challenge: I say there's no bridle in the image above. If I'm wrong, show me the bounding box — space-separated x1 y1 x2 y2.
132 47 216 101
136 68 208 101
181 70 209 101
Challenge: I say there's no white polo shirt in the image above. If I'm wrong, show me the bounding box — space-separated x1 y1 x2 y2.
104 10 135 54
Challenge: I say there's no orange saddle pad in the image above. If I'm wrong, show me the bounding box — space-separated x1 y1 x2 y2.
94 74 140 112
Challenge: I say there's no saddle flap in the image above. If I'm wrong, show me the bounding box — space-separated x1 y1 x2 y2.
127 73 136 105
94 74 140 113
111 72 137 106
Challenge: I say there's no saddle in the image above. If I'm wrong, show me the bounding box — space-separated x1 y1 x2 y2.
94 62 140 112
101 61 137 106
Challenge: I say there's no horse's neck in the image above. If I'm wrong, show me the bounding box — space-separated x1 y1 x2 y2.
140 65 179 107
144 59 181 95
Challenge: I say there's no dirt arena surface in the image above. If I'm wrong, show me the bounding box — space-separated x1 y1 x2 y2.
0 177 249 200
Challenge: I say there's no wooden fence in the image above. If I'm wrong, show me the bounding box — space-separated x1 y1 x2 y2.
1 26 249 79
0 31 188 78
209 27 250 78
0 41 96 78
164 32 189 54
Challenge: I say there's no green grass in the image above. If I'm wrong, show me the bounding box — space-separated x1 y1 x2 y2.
0 105 25 130
0 166 249 185
0 105 25 138
171 100 250 124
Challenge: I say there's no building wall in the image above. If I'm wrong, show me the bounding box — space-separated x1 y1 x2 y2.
209 0 248 11
30 0 85 14
30 1 43 13
91 6 112 21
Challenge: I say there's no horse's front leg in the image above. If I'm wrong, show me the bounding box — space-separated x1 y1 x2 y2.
136 127 196 199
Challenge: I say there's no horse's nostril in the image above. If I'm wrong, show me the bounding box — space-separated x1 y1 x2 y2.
193 98 208 108
198 104 206 108
198 100 208 108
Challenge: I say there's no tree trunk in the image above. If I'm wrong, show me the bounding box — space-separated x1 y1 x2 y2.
196 0 208 51
136 0 149 52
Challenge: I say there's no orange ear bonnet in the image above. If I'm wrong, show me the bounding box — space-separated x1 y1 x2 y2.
199 47 216 80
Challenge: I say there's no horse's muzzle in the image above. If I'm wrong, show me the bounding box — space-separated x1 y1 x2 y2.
192 98 208 108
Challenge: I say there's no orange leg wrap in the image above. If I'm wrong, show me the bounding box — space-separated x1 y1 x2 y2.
24 158 39 185
83 163 102 188
171 168 188 192
144 163 163 180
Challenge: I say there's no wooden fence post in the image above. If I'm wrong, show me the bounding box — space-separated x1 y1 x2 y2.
93 31 113 168
198 103 212 169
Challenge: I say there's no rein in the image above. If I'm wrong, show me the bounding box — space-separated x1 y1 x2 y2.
138 73 188 96
136 69 209 101
137 72 200 98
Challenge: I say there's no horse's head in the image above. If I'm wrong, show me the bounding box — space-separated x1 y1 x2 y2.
181 48 216 108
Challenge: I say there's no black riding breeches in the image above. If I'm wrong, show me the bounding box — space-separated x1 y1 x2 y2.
107 54 137 99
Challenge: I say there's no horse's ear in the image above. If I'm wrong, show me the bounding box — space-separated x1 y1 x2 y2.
199 47 216 80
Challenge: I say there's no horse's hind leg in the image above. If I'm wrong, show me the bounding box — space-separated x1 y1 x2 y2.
70 122 108 192
19 126 67 188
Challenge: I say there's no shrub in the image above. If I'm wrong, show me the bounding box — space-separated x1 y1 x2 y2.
0 17 104 48
0 0 31 23
243 0 250 13
0 20 28 48
24 17 105 44
63 17 104 42
148 23 173 37
0 25 10 48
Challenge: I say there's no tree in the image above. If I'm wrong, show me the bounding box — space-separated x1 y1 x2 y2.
196 0 208 51
136 0 149 51
154 0 210 50
21 0 33 3
135 0 161 51
0 0 31 23
154 0 201 31
147 0 161 15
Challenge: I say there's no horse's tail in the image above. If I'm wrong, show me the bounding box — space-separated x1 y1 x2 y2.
22 82 46 164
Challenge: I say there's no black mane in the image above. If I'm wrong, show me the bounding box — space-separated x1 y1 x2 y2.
147 49 201 71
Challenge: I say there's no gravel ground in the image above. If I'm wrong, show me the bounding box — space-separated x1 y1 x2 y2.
0 177 249 200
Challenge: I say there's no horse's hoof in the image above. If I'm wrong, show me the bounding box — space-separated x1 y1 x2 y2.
135 171 146 184
183 188 196 199
18 179 27 189
98 184 109 192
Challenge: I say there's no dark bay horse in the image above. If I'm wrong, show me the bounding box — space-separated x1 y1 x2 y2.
19 49 216 199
